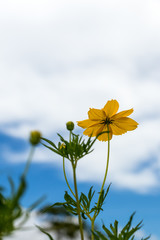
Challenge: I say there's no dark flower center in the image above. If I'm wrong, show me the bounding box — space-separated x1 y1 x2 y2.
101 118 113 125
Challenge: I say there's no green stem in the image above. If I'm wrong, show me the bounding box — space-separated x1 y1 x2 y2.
63 157 75 197
63 129 75 197
91 125 110 239
91 220 95 240
69 130 72 142
72 163 84 240
23 146 35 177
95 129 110 213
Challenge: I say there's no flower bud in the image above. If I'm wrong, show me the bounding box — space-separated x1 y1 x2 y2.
66 121 74 131
29 131 41 145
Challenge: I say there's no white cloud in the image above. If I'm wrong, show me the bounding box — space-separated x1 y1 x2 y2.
134 229 158 240
0 0 160 193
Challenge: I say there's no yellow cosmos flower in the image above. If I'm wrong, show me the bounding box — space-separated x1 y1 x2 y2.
77 100 138 141
60 143 66 150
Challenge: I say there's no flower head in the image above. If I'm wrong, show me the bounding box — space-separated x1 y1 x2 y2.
29 131 41 145
66 121 74 131
77 99 138 141
60 143 66 150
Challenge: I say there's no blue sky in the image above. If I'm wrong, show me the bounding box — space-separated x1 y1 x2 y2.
0 0 160 239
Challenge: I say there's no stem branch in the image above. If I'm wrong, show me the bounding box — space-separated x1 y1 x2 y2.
63 157 75 197
23 146 35 177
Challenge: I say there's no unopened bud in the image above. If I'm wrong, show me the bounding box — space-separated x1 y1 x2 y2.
66 121 74 131
29 131 41 145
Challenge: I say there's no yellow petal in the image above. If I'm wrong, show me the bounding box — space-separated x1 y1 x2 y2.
88 108 106 120
103 100 119 118
83 124 104 137
97 125 113 141
111 108 134 120
113 117 138 131
110 123 127 135
77 119 97 129
96 124 105 136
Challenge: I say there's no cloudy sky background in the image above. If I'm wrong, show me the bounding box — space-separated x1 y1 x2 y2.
0 0 160 239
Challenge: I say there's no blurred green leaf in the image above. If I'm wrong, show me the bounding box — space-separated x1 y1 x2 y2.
37 225 54 240
93 212 150 240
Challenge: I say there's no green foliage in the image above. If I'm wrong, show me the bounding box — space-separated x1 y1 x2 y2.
93 212 150 240
79 184 111 219
42 184 111 223
37 225 55 240
0 176 27 237
93 184 111 217
44 191 79 216
41 132 96 163
63 191 79 216
0 165 44 238
80 186 95 214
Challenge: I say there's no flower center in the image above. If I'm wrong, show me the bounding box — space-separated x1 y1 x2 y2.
102 118 113 125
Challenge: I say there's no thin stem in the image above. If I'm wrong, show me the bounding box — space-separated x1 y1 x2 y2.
72 163 84 240
64 129 76 197
63 157 75 197
95 129 110 213
69 130 72 142
91 220 95 240
23 146 35 177
91 218 95 240
91 125 110 239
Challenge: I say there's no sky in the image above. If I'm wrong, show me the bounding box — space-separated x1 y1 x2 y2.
0 0 160 239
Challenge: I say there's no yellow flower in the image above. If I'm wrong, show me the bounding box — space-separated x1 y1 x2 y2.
60 143 66 150
77 99 138 141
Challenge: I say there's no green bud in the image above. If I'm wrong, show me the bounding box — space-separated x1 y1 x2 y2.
66 121 74 131
29 131 41 145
